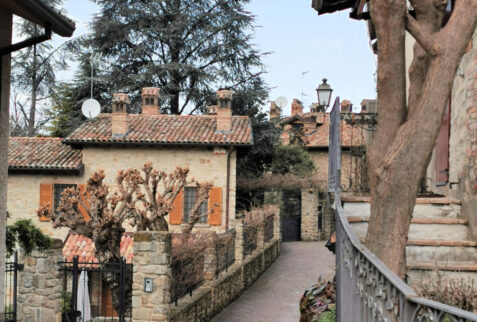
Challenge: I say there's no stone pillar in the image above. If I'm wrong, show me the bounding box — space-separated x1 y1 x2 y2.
132 231 171 322
203 232 217 284
257 222 265 250
234 216 245 263
301 188 319 241
18 239 63 322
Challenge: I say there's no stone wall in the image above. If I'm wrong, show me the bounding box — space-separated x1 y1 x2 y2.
132 231 172 321
301 189 334 241
17 239 64 322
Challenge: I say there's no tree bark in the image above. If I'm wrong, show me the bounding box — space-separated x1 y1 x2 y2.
28 41 37 136
365 0 477 278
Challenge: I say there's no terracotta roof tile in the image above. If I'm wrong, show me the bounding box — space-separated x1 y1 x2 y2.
9 137 83 172
62 233 134 268
63 114 253 146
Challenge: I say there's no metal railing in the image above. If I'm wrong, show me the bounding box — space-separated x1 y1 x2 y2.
328 97 477 322
5 252 23 322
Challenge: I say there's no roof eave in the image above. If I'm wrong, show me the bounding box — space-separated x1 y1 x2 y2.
62 140 253 148
7 0 75 37
8 163 84 175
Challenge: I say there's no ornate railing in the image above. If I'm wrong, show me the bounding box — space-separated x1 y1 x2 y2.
328 97 477 322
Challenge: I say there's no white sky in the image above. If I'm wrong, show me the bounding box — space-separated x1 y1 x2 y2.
21 0 377 117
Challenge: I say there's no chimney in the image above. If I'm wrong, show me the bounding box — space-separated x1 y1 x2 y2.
341 99 352 113
291 99 303 116
112 93 130 137
207 105 218 115
141 87 160 115
216 89 232 132
303 115 317 131
270 101 281 119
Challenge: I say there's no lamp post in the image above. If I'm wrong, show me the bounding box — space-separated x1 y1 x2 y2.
316 78 333 111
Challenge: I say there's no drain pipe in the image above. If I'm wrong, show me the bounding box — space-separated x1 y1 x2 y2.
225 147 234 231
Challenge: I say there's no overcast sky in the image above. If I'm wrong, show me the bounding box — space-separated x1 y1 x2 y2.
45 0 377 116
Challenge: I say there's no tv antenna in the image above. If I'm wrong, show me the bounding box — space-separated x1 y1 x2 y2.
82 52 102 119
89 52 102 99
301 71 309 104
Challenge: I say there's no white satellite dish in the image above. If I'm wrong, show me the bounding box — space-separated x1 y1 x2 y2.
352 104 362 114
81 98 101 119
275 96 288 109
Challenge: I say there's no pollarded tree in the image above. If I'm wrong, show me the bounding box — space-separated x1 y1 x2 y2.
314 0 477 277
37 162 212 312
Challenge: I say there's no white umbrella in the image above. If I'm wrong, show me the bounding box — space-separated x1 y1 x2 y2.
77 270 91 321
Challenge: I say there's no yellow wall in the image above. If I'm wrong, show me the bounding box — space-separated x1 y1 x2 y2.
7 145 236 240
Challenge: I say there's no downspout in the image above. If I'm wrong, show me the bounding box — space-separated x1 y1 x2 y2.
225 147 234 231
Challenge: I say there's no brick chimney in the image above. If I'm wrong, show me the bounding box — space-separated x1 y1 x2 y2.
291 99 303 116
141 87 160 115
112 93 130 137
216 89 232 132
303 115 317 131
270 101 281 119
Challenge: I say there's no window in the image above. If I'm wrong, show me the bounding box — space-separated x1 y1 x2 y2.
54 184 77 212
183 187 208 224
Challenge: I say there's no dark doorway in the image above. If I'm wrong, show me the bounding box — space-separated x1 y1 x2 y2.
282 189 301 242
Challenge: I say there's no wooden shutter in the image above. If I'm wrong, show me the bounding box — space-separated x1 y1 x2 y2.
39 184 53 222
435 103 450 185
208 187 223 226
169 189 183 225
78 184 90 222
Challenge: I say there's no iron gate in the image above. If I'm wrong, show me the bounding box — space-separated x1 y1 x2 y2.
282 189 301 242
58 256 132 322
5 252 23 322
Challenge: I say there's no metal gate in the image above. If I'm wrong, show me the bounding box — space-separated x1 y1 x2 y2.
282 189 301 242
5 252 23 322
59 256 132 322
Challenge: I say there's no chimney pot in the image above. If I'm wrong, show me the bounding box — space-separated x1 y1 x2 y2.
291 99 304 116
141 87 161 115
216 89 232 132
270 101 281 119
112 93 129 137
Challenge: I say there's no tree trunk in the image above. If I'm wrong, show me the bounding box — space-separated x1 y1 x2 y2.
0 11 12 321
28 43 37 136
365 0 477 278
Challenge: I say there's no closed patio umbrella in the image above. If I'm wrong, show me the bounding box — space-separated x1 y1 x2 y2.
77 270 91 321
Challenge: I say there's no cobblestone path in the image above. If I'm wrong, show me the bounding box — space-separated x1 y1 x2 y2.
212 241 335 322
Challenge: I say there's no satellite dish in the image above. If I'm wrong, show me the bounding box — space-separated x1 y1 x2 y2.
82 98 101 119
275 96 288 109
352 104 362 114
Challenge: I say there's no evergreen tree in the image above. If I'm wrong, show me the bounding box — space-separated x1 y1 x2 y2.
79 0 267 115
11 0 70 136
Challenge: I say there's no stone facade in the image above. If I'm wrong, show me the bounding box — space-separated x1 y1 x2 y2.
7 146 237 239
17 239 64 322
132 231 172 321
424 28 477 237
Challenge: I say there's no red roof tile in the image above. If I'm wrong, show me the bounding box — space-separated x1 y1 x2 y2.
8 137 83 172
62 233 134 267
63 114 253 146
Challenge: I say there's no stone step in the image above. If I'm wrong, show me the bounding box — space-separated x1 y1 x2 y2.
407 261 477 272
347 216 468 225
406 244 477 262
350 221 470 241
343 201 462 220
407 269 477 287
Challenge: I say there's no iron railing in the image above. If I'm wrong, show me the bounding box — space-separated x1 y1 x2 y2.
264 215 274 243
215 229 236 277
328 97 477 322
5 252 23 322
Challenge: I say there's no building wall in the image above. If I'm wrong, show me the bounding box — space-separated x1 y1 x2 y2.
8 145 237 239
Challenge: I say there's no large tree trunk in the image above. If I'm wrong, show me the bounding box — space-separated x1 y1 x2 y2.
28 44 37 136
365 0 477 278
0 10 12 321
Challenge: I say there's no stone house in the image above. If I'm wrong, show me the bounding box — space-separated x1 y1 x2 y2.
7 89 253 241
269 99 370 241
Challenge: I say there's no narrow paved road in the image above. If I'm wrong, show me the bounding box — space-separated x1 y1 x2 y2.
212 241 335 322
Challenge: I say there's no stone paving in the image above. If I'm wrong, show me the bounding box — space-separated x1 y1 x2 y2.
212 241 335 322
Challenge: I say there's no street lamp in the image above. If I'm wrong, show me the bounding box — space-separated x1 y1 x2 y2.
316 78 333 109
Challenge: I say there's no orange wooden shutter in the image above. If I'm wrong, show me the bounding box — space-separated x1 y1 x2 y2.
208 187 222 226
78 184 91 222
39 184 53 222
169 189 183 225
435 103 450 185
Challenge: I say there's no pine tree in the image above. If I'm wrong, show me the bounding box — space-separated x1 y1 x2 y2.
78 0 267 115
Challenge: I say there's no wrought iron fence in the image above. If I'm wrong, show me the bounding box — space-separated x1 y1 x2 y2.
171 254 204 305
243 225 258 258
5 252 23 322
328 97 477 321
58 256 132 322
215 229 235 277
264 215 274 243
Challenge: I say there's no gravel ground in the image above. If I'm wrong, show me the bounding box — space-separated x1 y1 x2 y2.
212 241 335 322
